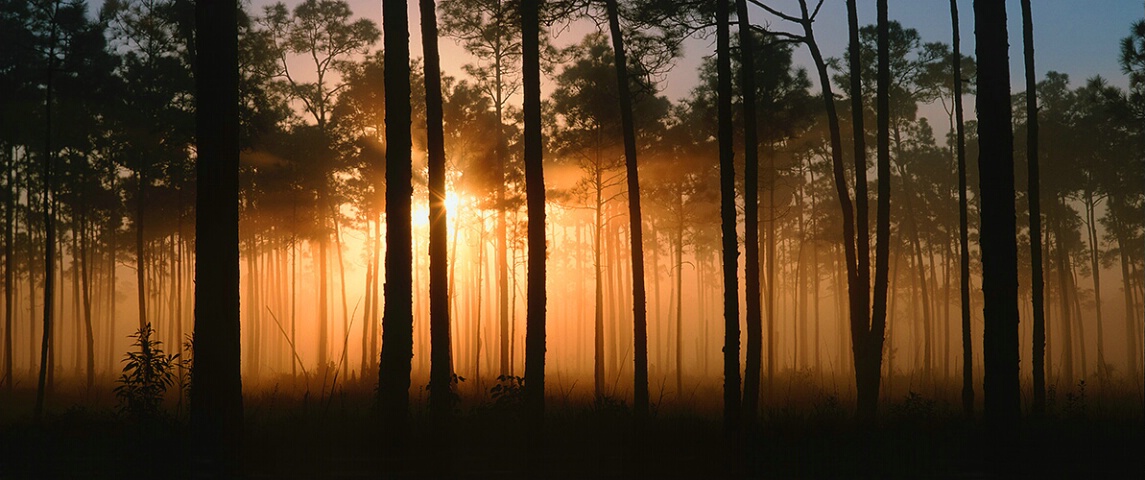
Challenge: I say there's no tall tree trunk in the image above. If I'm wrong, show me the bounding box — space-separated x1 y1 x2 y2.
34 2 58 420
975 0 1022 438
668 201 677 396
494 1 511 380
897 163 933 381
603 0 650 426
379 0 414 441
952 0 975 416
1025 0 1044 412
361 216 374 376
423 0 453 414
318 228 329 370
796 0 874 417
4 146 13 393
191 0 243 472
716 0 741 436
594 169 605 400
866 0 893 424
736 0 763 424
81 213 94 391
1084 195 1107 381
332 211 350 380
1054 225 1075 384
521 0 547 459
1114 211 1140 385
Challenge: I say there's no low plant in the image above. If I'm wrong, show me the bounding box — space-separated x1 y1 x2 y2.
113 324 180 419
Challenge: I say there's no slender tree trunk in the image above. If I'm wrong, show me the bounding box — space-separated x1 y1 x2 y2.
668 206 677 398
191 0 243 471
1069 260 1088 380
865 0 893 423
379 0 414 443
1114 213 1140 384
370 212 382 370
716 0 741 436
521 0 547 458
4 147 13 393
594 171 605 400
81 213 94 390
1055 225 1075 384
975 0 1022 438
735 0 763 423
318 228 329 370
951 0 975 416
897 163 933 381
361 216 374 376
603 0 650 425
34 3 58 420
332 211 350 380
1084 195 1107 381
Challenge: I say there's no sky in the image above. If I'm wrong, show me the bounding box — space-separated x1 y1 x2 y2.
293 0 1144 100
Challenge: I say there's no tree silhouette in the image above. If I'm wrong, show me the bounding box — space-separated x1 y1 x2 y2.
715 0 741 437
950 0 974 417
520 0 547 462
420 0 455 421
191 0 243 473
601 0 652 426
736 0 763 424
379 0 413 443
975 0 1021 440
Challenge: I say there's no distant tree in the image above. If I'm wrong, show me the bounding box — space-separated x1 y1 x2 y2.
378 0 414 442
439 0 521 376
548 30 668 402
191 0 243 473
975 0 1021 438
256 0 379 369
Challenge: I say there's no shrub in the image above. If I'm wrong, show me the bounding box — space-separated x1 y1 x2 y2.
113 324 181 419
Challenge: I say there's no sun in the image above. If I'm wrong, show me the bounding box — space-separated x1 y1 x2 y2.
413 188 465 228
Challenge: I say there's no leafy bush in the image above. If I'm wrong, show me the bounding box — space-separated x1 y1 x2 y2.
1064 380 1087 418
489 375 524 410
890 391 937 421
114 324 181 419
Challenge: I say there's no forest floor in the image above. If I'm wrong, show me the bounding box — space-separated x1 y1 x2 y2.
1 375 1143 478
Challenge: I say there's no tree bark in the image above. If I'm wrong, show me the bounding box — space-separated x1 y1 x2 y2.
421 0 453 420
864 0 892 425
521 0 547 456
952 0 974 416
191 0 243 472
4 147 13 393
716 0 741 437
379 0 414 442
975 0 1022 439
1021 0 1048 414
34 0 58 420
735 0 764 423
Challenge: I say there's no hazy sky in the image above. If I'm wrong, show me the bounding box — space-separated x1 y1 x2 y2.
302 1 1141 96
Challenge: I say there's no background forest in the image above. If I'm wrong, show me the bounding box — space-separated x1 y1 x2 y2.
0 0 1142 477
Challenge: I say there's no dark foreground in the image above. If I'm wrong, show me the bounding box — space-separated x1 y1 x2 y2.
1 382 1142 479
